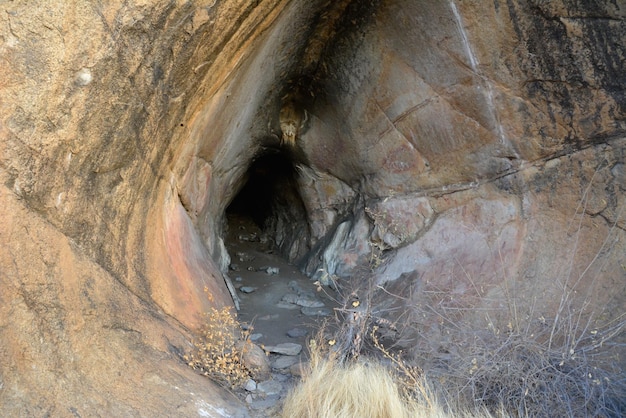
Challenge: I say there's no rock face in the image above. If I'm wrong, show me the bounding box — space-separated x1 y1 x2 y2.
1 0 625 415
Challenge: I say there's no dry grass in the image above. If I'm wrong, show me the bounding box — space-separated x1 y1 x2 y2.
184 306 252 388
282 346 478 418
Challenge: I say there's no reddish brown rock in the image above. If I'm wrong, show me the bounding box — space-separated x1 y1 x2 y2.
1 0 625 415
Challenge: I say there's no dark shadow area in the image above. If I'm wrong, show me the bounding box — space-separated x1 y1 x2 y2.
226 148 311 262
227 149 296 226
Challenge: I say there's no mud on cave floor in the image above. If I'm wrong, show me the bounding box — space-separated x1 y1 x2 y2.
224 214 340 414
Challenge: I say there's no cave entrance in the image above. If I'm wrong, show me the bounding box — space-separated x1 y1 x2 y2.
224 149 335 356
227 149 297 230
225 148 310 262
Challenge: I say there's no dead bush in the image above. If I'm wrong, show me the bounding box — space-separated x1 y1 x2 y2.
184 306 252 388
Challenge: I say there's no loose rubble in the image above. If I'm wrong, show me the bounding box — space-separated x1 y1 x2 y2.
224 215 339 417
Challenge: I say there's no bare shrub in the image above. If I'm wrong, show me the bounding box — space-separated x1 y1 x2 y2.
421 298 626 417
184 306 252 388
310 235 625 416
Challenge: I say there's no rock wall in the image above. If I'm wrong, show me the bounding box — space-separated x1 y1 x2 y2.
1 0 625 414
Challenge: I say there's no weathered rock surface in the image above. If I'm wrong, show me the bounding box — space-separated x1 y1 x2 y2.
240 341 271 382
263 343 303 356
0 185 247 417
1 0 625 415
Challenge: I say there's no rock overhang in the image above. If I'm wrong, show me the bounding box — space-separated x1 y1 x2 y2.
1 0 626 414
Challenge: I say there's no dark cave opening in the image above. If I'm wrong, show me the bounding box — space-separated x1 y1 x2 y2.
226 148 311 262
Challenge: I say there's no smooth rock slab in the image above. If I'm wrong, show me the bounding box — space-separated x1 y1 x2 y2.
276 301 300 310
281 293 299 304
272 355 299 370
263 343 302 356
286 327 308 338
301 306 332 317
248 395 281 411
256 380 283 396
295 296 325 308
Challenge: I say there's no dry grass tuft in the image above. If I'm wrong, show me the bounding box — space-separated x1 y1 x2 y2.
184 306 252 388
282 344 493 418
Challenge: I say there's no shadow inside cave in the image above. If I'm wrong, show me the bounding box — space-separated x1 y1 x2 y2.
224 148 339 358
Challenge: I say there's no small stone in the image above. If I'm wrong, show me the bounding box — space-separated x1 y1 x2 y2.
245 394 253 404
249 333 263 341
264 342 302 356
239 286 257 293
288 280 305 294
238 233 257 242
272 355 299 370
229 263 240 271
286 327 307 338
257 380 283 396
234 276 243 282
290 361 308 377
301 306 332 317
236 251 255 262
265 266 279 275
244 379 257 392
271 372 290 382
276 302 299 310
239 342 271 381
296 296 325 308
281 293 299 304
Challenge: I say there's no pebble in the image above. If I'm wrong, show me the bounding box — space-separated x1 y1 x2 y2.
264 342 302 356
286 327 308 338
257 380 283 396
272 355 299 370
244 379 257 392
239 286 257 293
236 251 255 262
245 394 254 404
301 306 332 316
264 266 280 275
238 233 258 242
249 333 263 341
